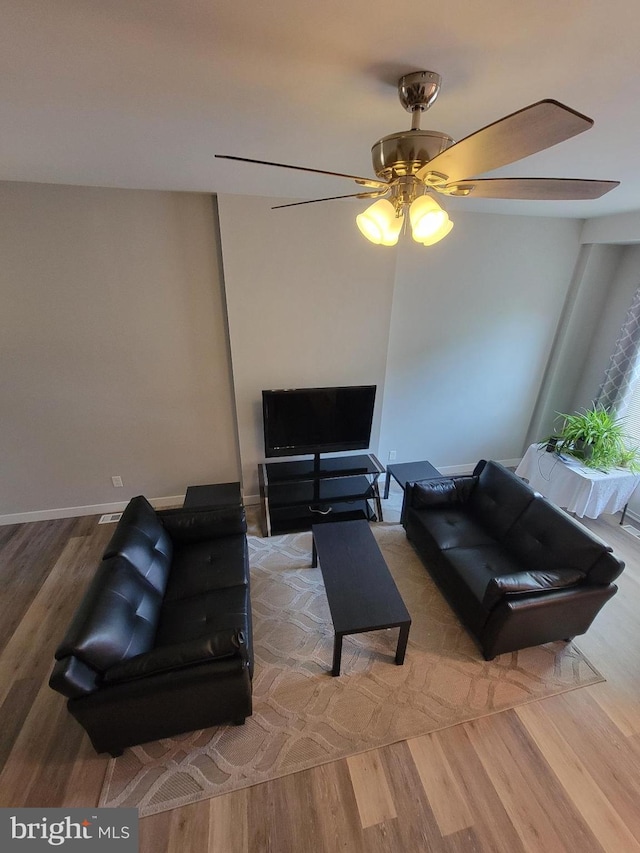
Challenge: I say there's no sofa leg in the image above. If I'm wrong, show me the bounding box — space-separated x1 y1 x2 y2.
563 637 575 642
233 718 246 726
109 748 124 758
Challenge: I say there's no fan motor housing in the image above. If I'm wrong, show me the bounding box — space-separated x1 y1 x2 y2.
371 130 454 179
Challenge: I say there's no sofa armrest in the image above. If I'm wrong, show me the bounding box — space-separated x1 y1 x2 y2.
480 583 617 660
408 476 477 509
157 505 247 544
102 629 248 685
483 568 584 611
49 655 101 699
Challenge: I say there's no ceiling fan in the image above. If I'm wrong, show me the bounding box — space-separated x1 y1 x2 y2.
216 70 619 246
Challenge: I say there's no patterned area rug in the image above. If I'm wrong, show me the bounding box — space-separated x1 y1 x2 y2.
99 522 603 817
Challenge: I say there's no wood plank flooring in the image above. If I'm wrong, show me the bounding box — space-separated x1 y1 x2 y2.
0 508 639 851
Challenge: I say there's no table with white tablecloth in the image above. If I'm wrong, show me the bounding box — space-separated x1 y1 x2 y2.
515 443 640 519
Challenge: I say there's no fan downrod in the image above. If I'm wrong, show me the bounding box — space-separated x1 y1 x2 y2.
371 71 452 181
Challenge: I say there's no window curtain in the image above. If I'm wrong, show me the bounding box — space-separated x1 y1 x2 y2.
596 286 640 417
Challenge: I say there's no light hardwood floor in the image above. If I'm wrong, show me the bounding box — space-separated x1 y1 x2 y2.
0 504 639 852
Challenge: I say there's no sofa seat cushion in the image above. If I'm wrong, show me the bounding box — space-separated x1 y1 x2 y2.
156 585 250 647
410 507 497 551
163 535 249 603
443 545 526 607
55 556 162 672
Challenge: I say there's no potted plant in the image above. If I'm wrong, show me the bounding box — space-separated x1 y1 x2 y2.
617 446 640 470
543 405 640 472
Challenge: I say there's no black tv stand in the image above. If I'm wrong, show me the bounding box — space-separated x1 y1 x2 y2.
258 453 385 536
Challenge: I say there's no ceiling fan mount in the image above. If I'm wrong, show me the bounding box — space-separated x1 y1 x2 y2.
397 70 442 114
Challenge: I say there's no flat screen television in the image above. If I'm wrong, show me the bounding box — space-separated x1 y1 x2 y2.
262 385 376 458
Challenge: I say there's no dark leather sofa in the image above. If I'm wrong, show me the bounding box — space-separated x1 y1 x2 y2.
49 495 253 756
402 459 623 660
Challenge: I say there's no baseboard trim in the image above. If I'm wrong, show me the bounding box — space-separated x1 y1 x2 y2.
434 458 522 476
0 495 185 526
1 458 524 526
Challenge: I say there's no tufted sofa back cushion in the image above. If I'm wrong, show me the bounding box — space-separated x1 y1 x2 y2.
467 461 535 541
103 495 172 595
54 556 162 672
503 495 623 582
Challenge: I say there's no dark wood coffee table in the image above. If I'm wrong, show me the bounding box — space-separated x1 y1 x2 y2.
311 520 411 676
384 460 442 498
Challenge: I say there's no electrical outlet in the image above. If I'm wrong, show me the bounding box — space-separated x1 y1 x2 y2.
388 450 397 461
111 475 123 488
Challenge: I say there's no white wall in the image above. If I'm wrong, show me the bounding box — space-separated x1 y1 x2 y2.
0 183 239 520
217 194 398 497
219 198 584 487
581 211 640 245
378 212 583 469
570 244 640 519
1 181 595 521
524 243 623 446
571 245 640 411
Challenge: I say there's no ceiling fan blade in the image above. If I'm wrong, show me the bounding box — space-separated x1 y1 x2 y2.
443 177 620 200
271 191 388 210
417 100 594 184
215 154 388 190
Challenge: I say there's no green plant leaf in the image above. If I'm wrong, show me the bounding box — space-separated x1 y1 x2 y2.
541 405 639 471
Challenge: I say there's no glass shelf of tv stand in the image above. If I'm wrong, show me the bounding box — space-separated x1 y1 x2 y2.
258 453 385 536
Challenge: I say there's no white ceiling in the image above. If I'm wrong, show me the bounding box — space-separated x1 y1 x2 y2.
3 0 640 218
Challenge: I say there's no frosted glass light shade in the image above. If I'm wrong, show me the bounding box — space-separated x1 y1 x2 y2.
380 211 403 246
409 195 448 241
420 218 454 245
356 199 402 246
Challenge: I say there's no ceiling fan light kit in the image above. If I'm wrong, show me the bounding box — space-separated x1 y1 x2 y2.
356 192 453 246
420 218 454 246
356 198 403 246
408 194 451 243
216 69 619 248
